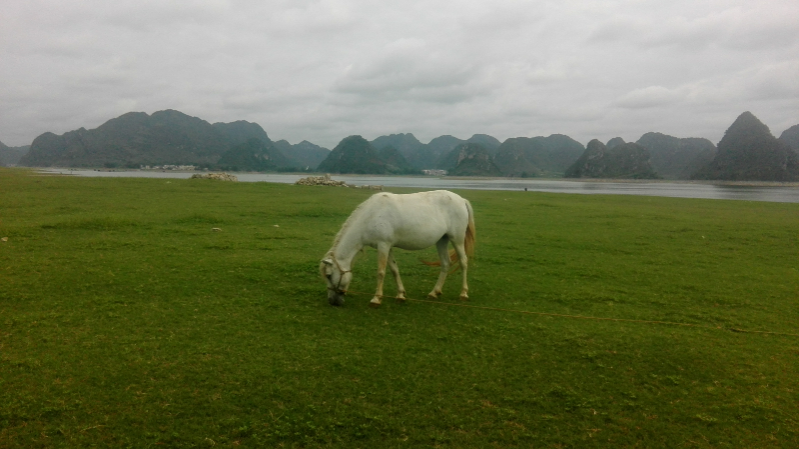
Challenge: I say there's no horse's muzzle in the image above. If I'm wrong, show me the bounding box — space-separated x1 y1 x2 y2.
328 295 345 306
328 289 345 306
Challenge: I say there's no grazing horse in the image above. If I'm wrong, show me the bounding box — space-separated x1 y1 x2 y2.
320 190 475 307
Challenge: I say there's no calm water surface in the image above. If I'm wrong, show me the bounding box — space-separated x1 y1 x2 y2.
40 169 799 203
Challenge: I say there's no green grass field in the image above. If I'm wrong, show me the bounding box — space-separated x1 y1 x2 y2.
1 168 798 448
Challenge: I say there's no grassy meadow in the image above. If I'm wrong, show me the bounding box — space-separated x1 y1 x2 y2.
1 168 798 448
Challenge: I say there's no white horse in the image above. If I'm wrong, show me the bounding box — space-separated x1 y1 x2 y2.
320 190 475 307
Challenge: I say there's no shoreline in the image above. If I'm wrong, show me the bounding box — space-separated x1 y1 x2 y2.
20 167 799 188
434 175 799 188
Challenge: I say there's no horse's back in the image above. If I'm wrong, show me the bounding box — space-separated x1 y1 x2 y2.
359 190 469 249
368 190 467 221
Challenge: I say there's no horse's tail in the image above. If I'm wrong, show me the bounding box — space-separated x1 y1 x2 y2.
464 199 475 259
423 199 475 268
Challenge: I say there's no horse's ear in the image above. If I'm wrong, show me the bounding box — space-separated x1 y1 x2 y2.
322 258 334 266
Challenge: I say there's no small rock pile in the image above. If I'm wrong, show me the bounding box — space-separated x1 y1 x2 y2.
295 174 383 190
191 172 238 181
295 174 349 187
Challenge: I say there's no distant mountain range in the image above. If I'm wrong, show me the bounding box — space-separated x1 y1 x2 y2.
565 140 660 179
494 134 585 177
0 141 29 166
369 133 501 171
561 112 797 181
442 143 502 177
778 124 799 153
635 133 716 180
7 109 798 181
18 110 329 171
273 140 330 170
317 135 391 174
215 138 288 172
691 112 799 182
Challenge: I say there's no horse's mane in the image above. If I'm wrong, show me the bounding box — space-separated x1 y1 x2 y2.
328 195 375 254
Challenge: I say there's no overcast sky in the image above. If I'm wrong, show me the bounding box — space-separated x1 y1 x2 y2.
2 0 797 149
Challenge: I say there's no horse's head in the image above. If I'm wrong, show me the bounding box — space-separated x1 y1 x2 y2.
320 257 351 306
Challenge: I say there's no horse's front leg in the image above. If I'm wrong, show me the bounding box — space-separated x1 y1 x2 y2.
387 250 406 301
370 244 390 307
428 237 450 299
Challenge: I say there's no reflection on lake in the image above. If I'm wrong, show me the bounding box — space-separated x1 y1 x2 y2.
39 169 799 203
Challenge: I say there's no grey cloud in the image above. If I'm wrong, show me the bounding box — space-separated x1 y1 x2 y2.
615 86 682 109
742 62 799 101
334 63 484 103
588 3 799 51
332 38 488 104
266 1 359 35
674 61 799 107
0 0 797 149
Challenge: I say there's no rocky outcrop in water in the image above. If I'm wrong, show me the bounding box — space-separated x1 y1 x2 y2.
295 174 383 189
190 172 238 181
295 174 350 186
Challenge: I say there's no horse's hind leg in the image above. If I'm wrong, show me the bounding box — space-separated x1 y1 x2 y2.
387 250 406 301
370 243 390 307
428 237 450 299
453 241 469 300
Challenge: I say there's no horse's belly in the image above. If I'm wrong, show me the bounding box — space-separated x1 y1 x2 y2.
392 228 446 250
394 239 438 251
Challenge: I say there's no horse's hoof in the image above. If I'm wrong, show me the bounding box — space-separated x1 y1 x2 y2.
369 302 381 308
459 295 469 301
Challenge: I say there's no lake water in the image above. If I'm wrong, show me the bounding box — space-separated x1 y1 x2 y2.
39 169 799 203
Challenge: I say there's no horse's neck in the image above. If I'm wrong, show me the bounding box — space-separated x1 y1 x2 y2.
330 226 363 269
